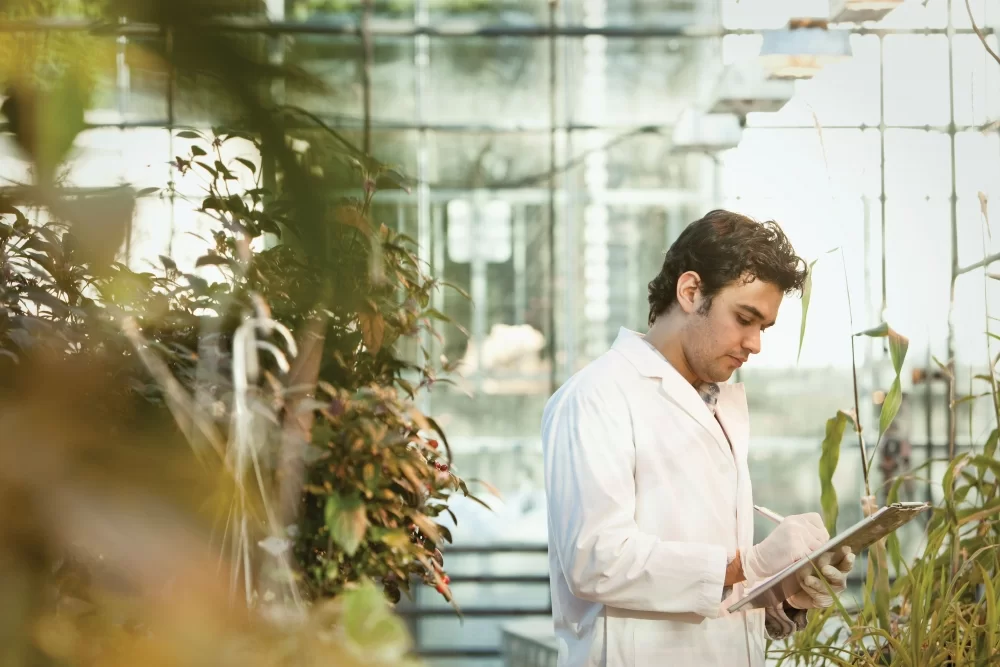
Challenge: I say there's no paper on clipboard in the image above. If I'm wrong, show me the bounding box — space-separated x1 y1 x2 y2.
727 501 931 613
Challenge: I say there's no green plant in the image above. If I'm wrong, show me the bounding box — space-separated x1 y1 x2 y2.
771 233 999 667
0 116 483 606
163 125 480 603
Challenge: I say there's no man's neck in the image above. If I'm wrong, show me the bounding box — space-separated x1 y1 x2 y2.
644 316 699 386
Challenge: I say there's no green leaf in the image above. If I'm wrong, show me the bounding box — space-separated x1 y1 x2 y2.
341 580 413 659
137 187 160 196
797 266 814 364
855 322 889 338
22 286 69 316
986 429 998 459
426 414 453 464
957 497 1000 525
855 322 909 374
379 530 411 551
376 166 415 193
886 530 902 575
819 410 851 536
396 377 416 399
872 539 892 633
176 130 203 139
887 330 909 375
878 377 903 444
943 453 970 509
324 493 369 556
191 145 207 157
159 255 176 271
442 280 471 300
235 157 257 174
195 161 218 178
797 249 836 364
195 254 230 268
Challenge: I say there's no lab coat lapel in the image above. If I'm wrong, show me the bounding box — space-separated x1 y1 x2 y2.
656 368 731 456
609 327 732 456
716 383 754 553
715 383 749 461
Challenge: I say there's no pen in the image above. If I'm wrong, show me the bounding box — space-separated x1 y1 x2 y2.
753 504 785 524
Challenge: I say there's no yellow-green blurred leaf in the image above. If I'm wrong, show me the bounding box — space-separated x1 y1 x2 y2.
878 377 903 444
819 410 851 536
797 249 836 365
359 310 385 354
341 580 413 660
324 493 368 556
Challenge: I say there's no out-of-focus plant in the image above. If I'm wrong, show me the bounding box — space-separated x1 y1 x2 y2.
0 0 482 665
158 126 478 604
0 122 480 608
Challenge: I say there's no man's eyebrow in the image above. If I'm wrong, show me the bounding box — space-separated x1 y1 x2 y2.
737 304 776 328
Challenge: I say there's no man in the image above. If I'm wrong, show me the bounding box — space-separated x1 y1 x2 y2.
541 210 856 666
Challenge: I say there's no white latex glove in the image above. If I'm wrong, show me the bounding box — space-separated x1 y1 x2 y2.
742 512 829 584
787 546 855 609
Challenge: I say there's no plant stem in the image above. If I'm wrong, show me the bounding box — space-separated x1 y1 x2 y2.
841 247 872 498
850 336 871 499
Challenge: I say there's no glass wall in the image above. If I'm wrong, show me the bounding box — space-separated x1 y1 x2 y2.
6 0 1000 662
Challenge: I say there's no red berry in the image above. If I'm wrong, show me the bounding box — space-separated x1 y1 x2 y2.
443 575 450 584
436 583 447 594
428 439 439 449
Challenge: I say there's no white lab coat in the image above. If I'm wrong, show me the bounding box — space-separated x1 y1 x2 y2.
541 328 767 666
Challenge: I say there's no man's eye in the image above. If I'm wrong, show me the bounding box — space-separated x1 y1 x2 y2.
737 316 751 326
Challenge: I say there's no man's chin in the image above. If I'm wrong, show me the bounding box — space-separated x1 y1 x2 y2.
708 367 736 383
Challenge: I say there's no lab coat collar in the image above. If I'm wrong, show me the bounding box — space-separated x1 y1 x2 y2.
611 327 749 455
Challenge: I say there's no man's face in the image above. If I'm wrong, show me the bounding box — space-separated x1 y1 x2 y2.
682 276 783 384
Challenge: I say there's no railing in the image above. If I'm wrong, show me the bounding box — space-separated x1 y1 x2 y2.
396 544 551 662
396 543 894 663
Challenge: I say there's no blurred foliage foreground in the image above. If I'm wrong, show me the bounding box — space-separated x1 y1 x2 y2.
0 2 485 665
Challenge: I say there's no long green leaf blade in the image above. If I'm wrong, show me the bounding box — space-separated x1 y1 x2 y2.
819 410 850 535
878 377 903 444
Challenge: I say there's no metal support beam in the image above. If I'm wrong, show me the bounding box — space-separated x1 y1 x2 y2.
0 18 994 38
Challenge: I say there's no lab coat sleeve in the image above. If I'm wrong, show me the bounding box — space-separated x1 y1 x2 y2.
543 381 728 618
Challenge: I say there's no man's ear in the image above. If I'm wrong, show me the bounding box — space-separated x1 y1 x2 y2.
675 271 702 314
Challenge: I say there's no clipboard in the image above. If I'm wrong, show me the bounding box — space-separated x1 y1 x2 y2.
727 501 931 613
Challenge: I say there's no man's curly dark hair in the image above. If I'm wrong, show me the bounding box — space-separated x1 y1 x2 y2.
647 209 808 325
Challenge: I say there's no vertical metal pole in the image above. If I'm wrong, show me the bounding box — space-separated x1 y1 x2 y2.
561 2 577 378
165 25 176 260
863 195 878 450
116 17 130 123
415 0 432 421
548 0 559 391
580 0 610 361
361 0 373 156
514 204 527 325
432 204 445 309
412 0 430 652
262 0 284 250
878 34 887 324
117 16 133 262
470 190 488 396
946 0 959 459
925 348 934 506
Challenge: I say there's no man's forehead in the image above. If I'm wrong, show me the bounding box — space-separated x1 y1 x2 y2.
722 280 782 317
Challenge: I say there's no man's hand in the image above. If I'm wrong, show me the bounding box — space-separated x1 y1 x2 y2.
725 550 745 586
787 546 855 609
741 513 829 584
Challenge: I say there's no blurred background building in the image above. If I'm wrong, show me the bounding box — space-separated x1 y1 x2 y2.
3 0 1000 664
